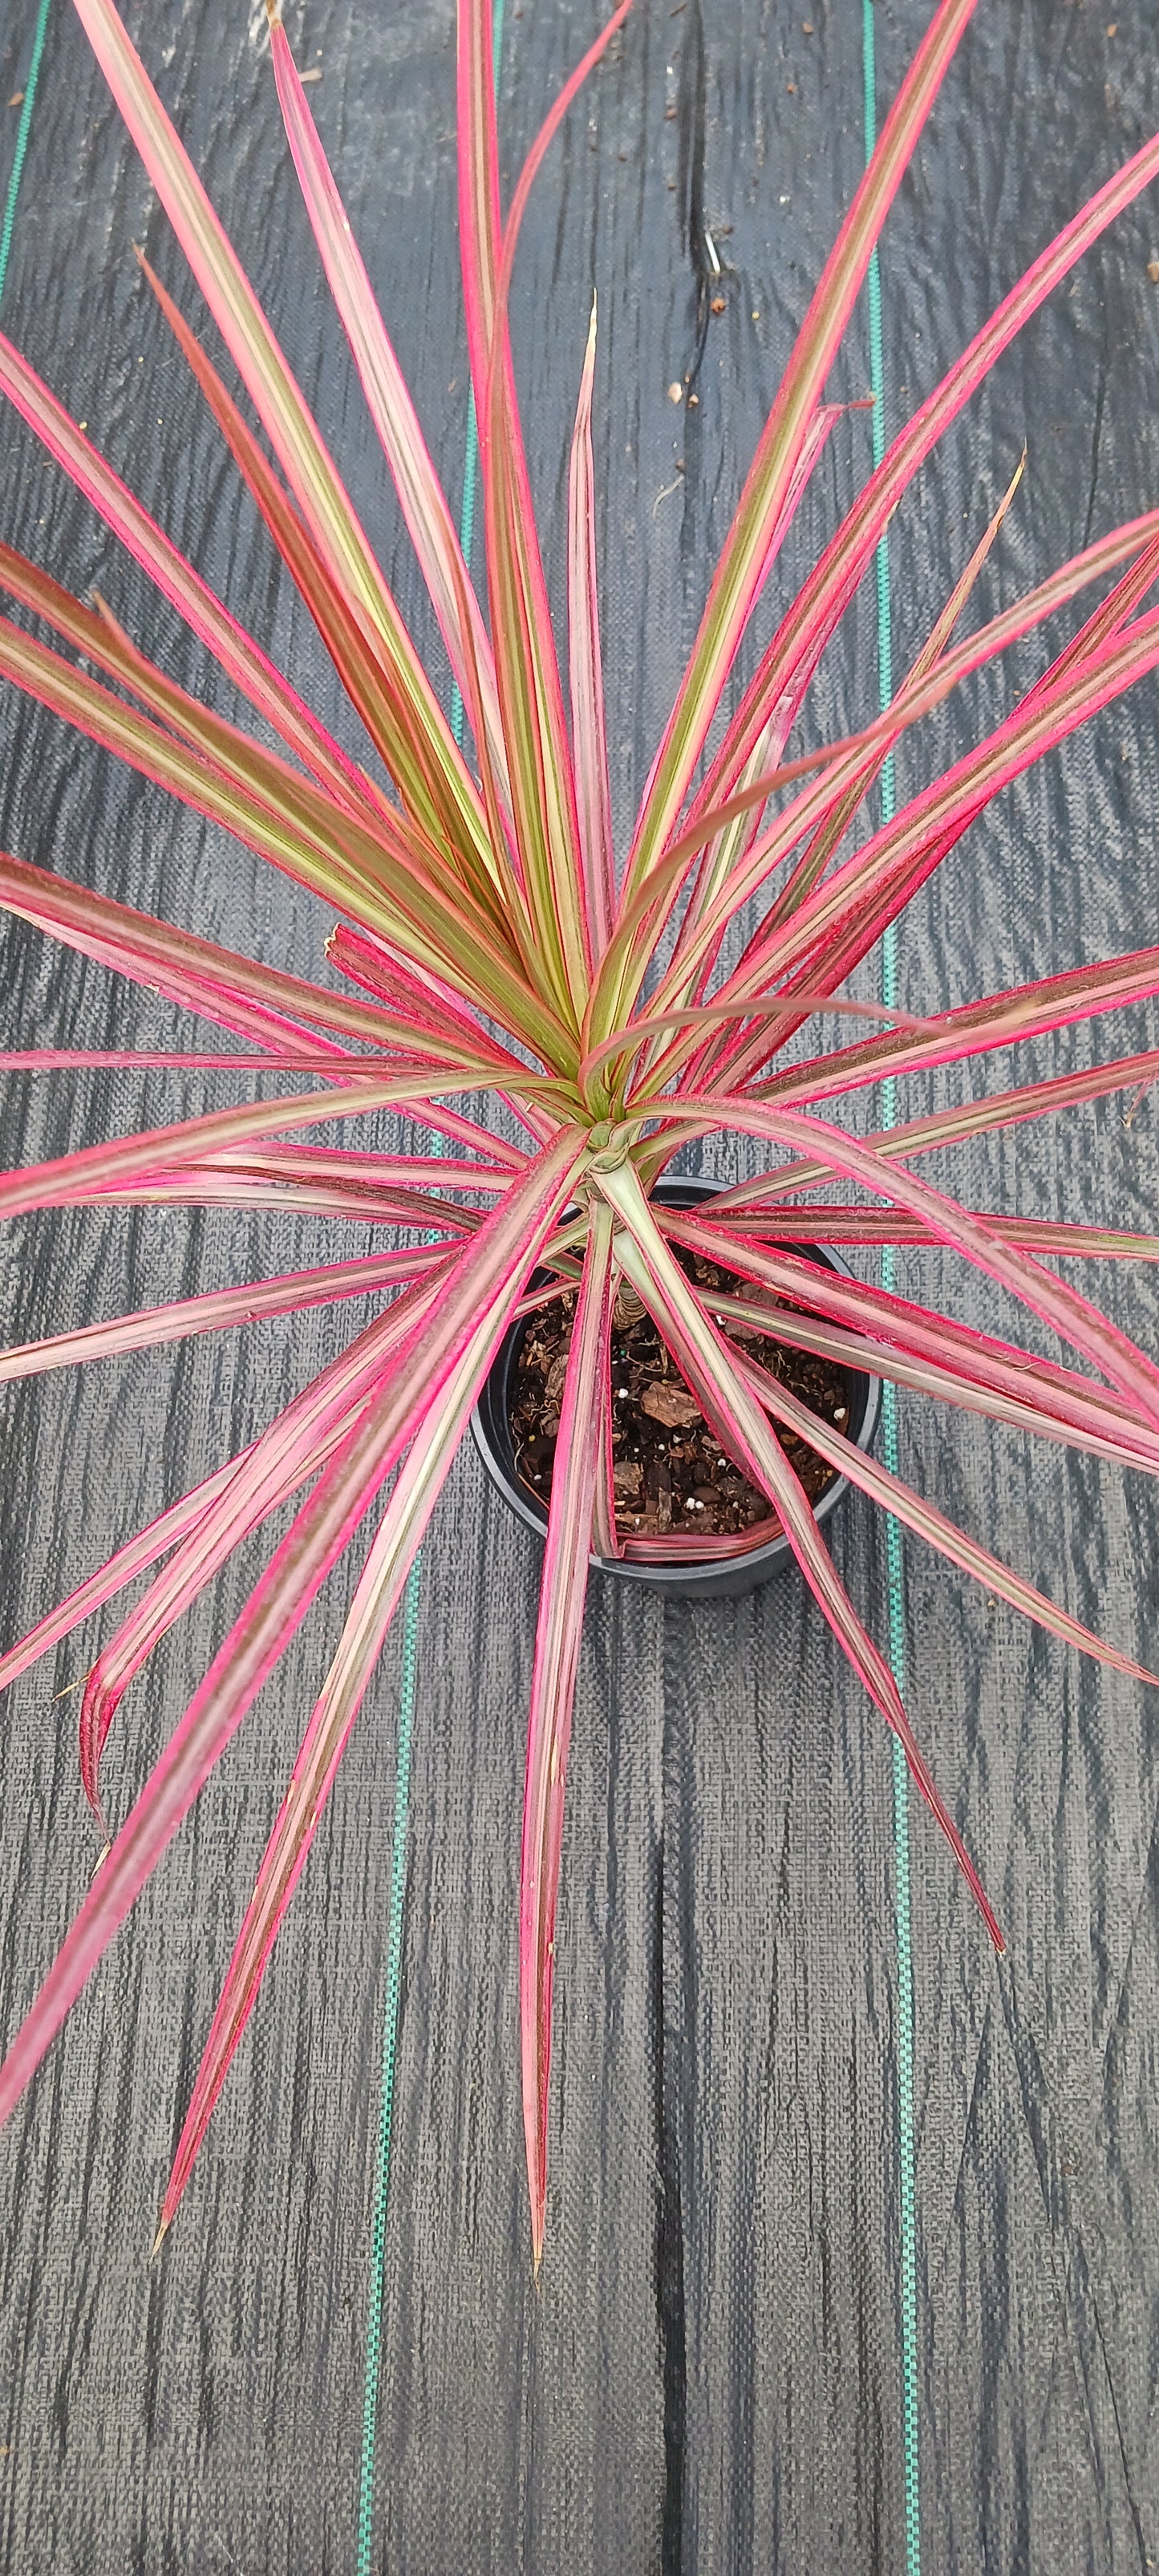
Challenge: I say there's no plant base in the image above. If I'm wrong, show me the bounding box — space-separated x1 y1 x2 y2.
470 1178 882 1601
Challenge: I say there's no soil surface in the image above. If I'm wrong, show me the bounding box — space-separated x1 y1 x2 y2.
509 1247 857 1551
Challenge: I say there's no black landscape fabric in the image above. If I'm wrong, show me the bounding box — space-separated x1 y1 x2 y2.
2 1 1158 2569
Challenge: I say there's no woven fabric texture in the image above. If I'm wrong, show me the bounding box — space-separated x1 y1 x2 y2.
1 2 1158 2568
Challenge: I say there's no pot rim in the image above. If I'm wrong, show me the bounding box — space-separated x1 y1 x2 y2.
470 1175 882 1600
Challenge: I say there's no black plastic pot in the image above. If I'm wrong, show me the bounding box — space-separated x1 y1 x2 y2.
471 1177 881 1600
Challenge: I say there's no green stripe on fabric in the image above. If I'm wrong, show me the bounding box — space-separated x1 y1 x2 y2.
355 6 505 2565
0 0 52 311
351 854 454 2572
862 6 921 2573
355 1555 421 2576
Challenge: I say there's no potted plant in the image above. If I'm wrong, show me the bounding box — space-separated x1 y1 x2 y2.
1 0 1158 2274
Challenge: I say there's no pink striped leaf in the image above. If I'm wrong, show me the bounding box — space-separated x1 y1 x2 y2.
0 849 405 1057
133 249 501 890
521 1199 615 2262
138 256 528 944
481 344 588 1024
84 575 517 992
567 298 616 965
456 0 503 428
683 502 1159 904
699 124 1159 829
753 944 1159 1113
586 984 938 1107
0 1077 500 1227
695 1104 1159 1430
658 405 849 1026
590 1329 622 1564
648 602 1159 1024
0 1457 250 1704
662 1215 1159 1469
602 473 1159 1070
24 1173 465 1227
716 455 1029 1061
0 332 375 823
75 1272 451 1815
693 1278 1159 1479
203 1143 510 1191
698 1207 1159 1263
623 0 979 898
74 1132 585 1816
675 1249 1159 1487
0 1247 452 1387
596 1160 1003 1947
0 608 557 1053
686 449 1029 1081
0 1050 463 1079
592 652 1013 1052
667 1211 1153 1421
0 1215 571 1720
266 17 510 812
158 1288 517 2234
323 923 530 1084
205 1124 524 1178
737 1349 1159 1690
69 0 498 881
705 1045 1159 1204
720 522 1159 1069
0 1373 442 2136
475 0 638 1017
